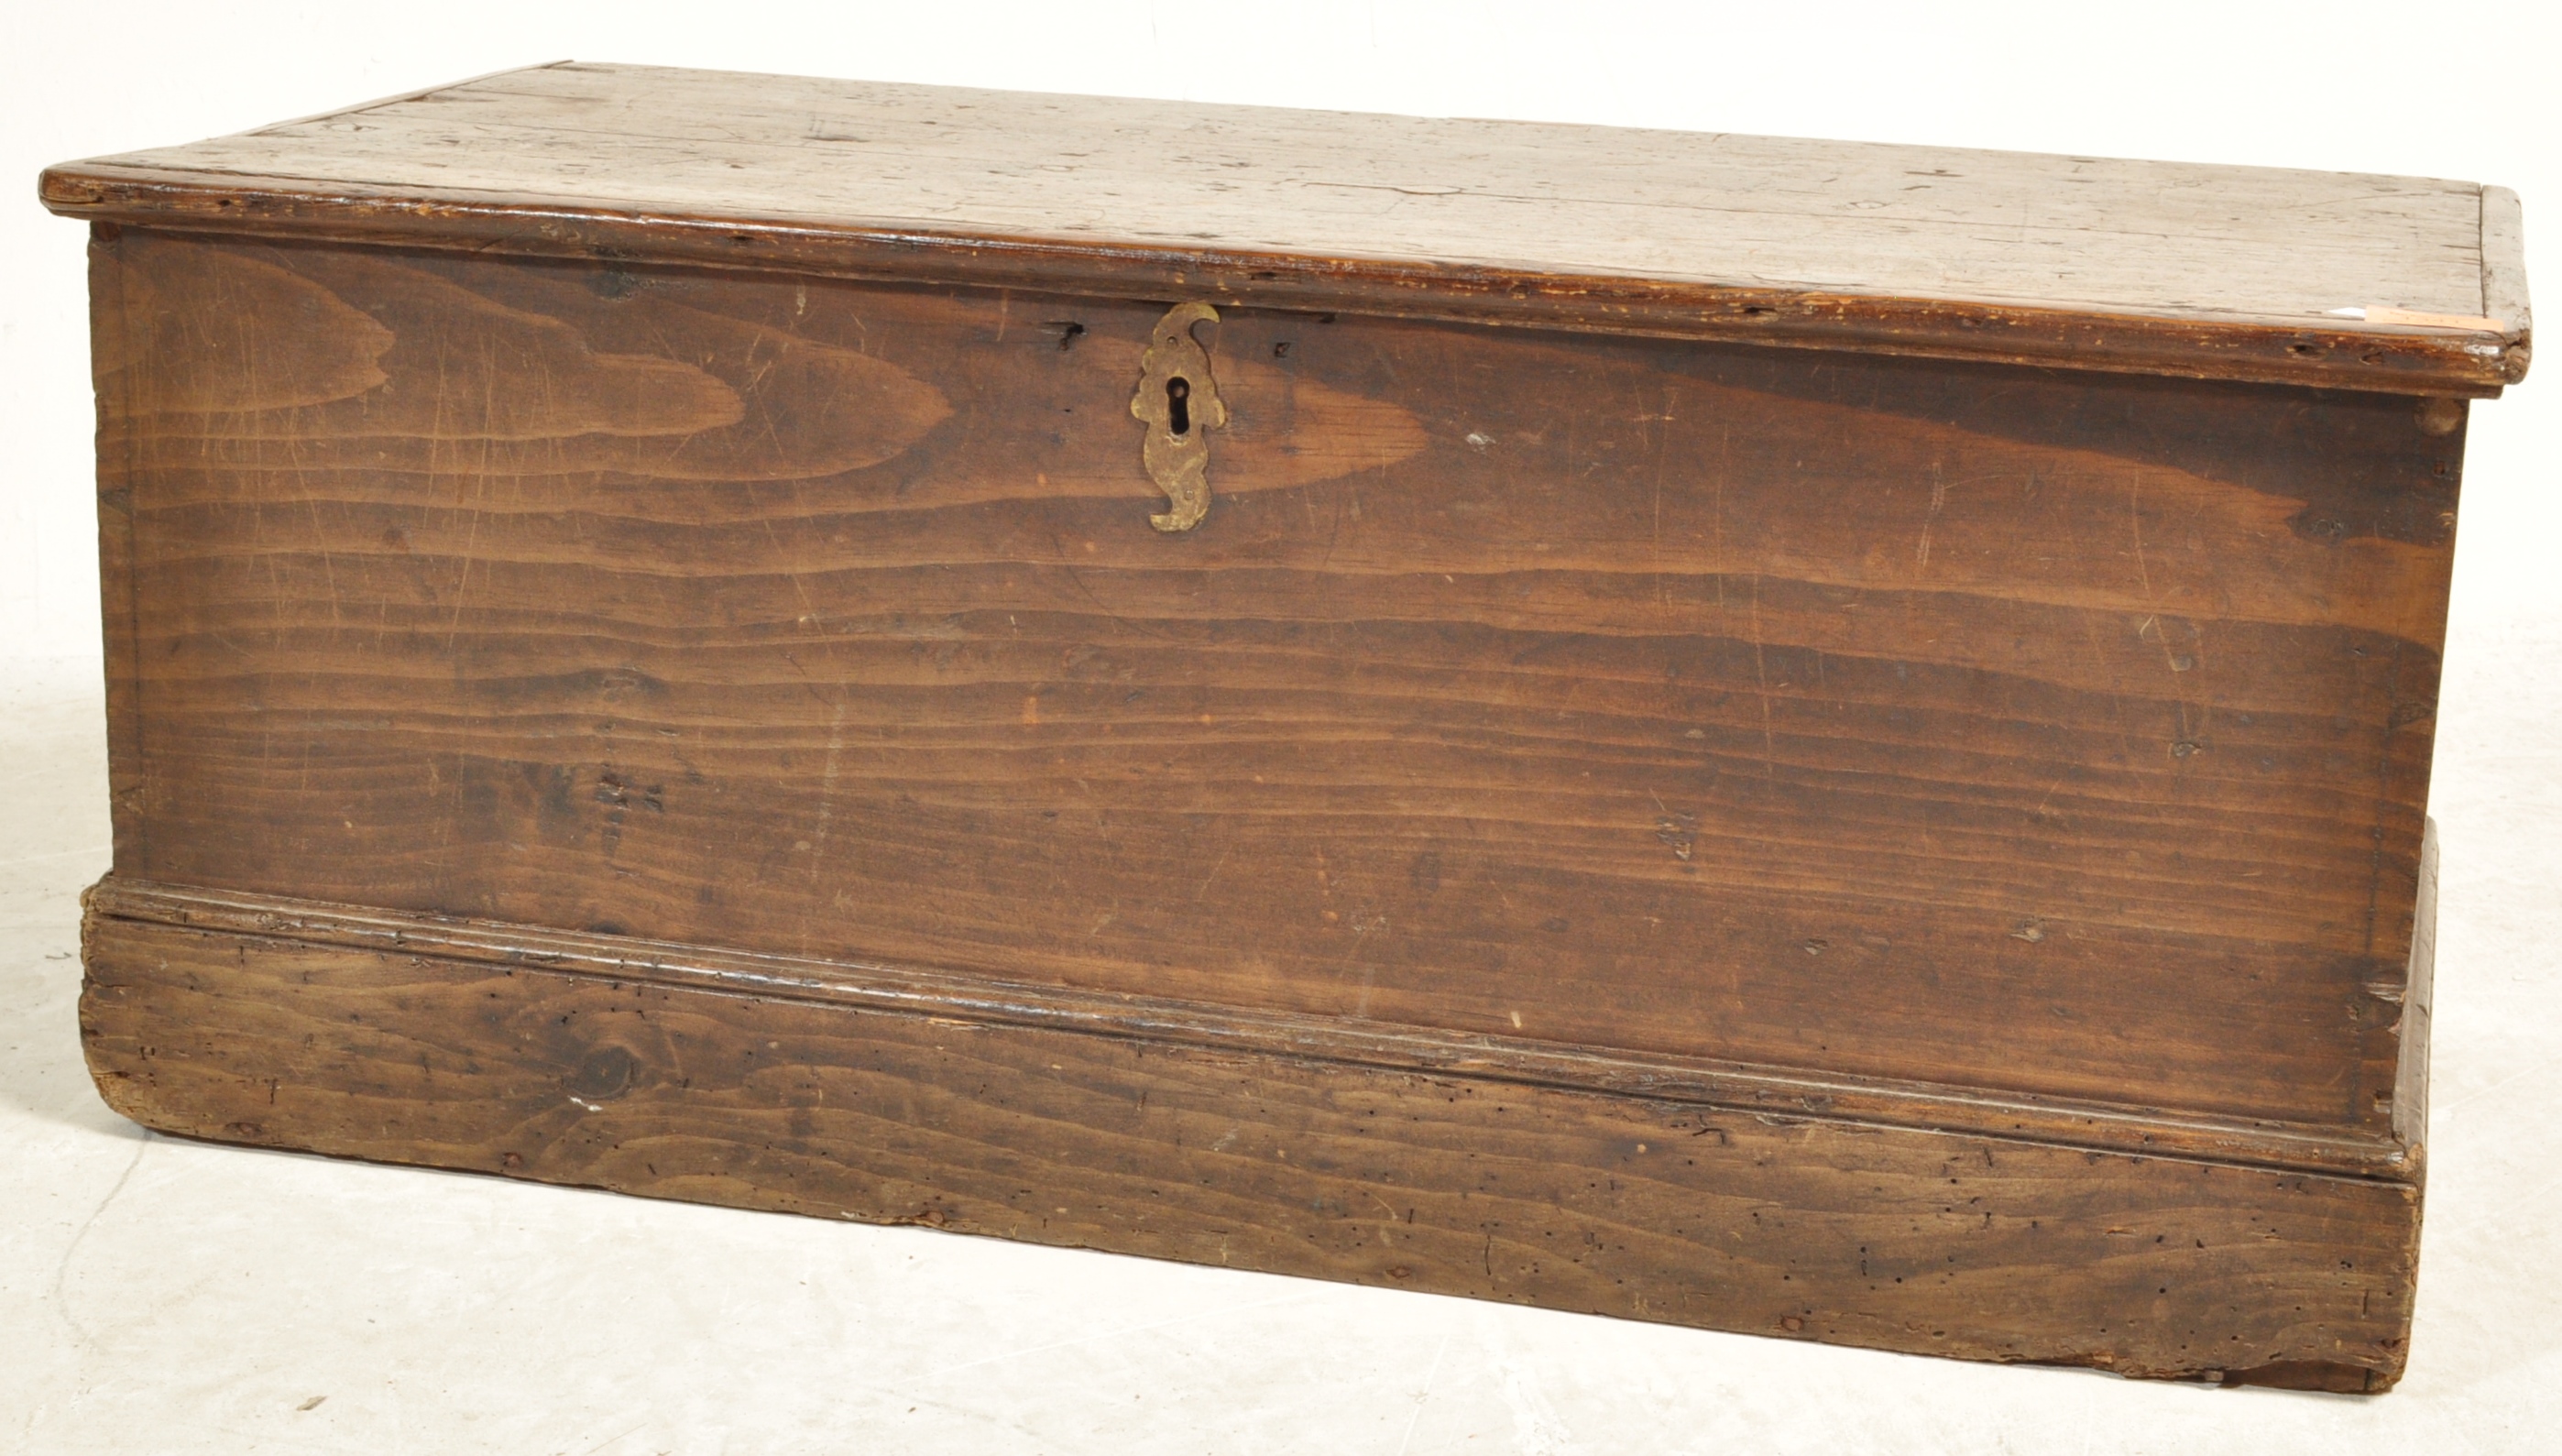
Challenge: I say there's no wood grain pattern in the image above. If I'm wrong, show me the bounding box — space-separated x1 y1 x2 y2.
94 228 2454 1135
78 904 2422 1392
39 63 2530 393
82 874 2422 1180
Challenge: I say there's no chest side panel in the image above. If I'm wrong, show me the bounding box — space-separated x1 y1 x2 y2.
96 228 2454 1129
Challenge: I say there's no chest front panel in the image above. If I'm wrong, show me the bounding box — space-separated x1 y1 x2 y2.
97 227 2454 1130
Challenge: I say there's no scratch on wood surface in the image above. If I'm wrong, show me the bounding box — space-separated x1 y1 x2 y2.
2127 476 2154 598
1916 460 1948 567
806 700 847 885
1650 383 1678 627
1748 575 1776 779
1192 844 1232 903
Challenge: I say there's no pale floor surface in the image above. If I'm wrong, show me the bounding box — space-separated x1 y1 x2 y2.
5 619 2558 1455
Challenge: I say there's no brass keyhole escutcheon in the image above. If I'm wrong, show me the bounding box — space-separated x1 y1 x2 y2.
1131 302 1227 531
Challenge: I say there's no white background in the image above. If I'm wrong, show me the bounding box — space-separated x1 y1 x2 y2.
4 4 2559 1451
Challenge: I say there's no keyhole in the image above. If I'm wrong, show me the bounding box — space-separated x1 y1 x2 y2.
1166 377 1192 436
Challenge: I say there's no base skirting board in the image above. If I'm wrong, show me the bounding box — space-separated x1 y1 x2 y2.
77 875 2424 1392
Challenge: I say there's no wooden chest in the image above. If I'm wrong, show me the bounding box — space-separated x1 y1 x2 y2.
42 62 2532 1392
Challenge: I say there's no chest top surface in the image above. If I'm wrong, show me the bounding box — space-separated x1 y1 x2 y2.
39 60 2530 393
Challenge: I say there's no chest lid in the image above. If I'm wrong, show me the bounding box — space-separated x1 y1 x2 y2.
40 60 2529 394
